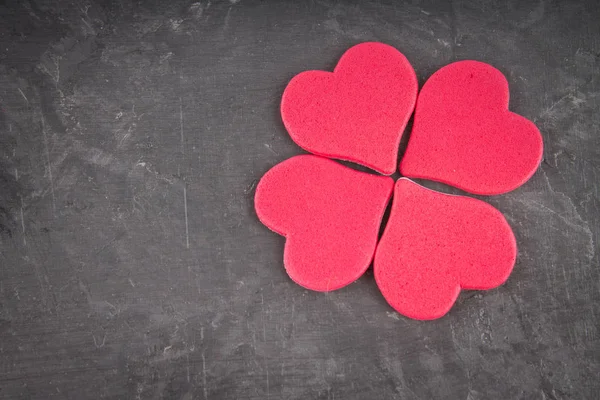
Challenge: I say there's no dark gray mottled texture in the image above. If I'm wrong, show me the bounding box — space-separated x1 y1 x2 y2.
0 0 598 399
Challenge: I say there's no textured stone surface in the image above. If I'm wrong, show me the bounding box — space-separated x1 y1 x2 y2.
0 0 598 398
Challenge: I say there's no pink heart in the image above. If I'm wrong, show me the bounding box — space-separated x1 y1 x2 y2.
374 179 517 320
401 61 543 195
281 42 418 175
255 155 393 291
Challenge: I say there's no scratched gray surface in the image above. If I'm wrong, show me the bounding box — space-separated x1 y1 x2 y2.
0 0 598 399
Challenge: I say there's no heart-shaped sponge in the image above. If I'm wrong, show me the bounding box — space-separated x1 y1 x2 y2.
400 61 543 195
374 179 516 320
255 155 394 291
281 42 418 175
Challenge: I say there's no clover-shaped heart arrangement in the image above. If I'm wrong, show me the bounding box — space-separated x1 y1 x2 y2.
255 42 543 320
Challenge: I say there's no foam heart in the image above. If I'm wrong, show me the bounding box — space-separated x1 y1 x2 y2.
281 42 418 175
255 155 394 291
374 179 517 320
400 60 543 195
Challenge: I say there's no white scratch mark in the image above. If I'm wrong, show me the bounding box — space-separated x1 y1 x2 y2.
290 296 295 339
184 186 190 249
128 278 135 287
179 97 185 154
186 353 191 382
135 382 142 400
118 127 132 149
163 345 172 353
386 311 400 320
18 88 29 105
264 143 278 155
41 116 56 214
223 7 232 30
52 54 61 86
437 38 451 47
202 351 208 400
261 293 266 341
92 334 106 348
81 17 94 33
244 179 258 194
260 292 270 398
541 93 570 117
265 363 270 398
104 300 119 316
20 197 26 246
536 92 585 123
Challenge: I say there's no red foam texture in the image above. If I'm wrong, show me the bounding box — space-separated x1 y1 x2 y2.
400 60 543 195
255 155 394 291
374 179 517 320
281 42 418 175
